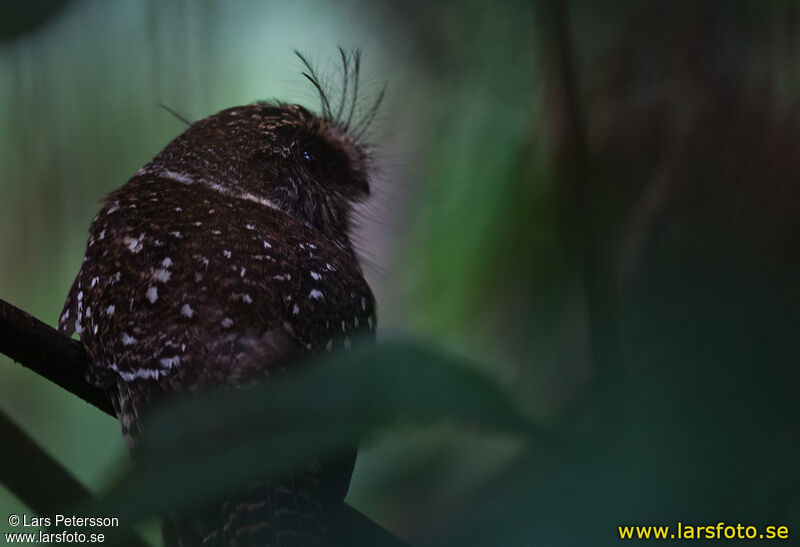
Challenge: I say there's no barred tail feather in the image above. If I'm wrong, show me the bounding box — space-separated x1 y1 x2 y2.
222 470 327 546
164 469 331 547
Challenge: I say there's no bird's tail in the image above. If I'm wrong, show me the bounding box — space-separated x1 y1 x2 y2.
164 468 328 547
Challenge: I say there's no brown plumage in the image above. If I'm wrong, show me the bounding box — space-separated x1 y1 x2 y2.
58 51 379 546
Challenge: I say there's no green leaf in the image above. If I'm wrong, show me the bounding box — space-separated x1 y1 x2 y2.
94 340 535 523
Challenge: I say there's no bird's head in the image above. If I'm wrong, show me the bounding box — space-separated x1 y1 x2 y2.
145 49 383 244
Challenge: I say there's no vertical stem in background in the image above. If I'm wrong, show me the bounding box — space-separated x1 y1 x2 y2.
537 0 621 393
0 410 93 517
0 411 148 547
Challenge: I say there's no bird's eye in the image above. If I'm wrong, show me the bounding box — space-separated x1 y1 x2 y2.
299 138 345 179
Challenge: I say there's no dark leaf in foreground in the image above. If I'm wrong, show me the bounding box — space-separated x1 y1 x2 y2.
93 340 535 524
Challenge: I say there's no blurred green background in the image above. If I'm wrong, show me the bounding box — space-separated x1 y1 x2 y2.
2 0 799 545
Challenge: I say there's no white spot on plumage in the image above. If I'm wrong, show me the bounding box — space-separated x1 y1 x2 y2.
174 207 182 212
74 320 84 335
99 230 105 240
194 272 203 282
221 317 234 328
292 304 300 315
354 317 359 328
160 356 180 368
240 267 246 278
161 169 195 184
326 263 335 271
362 298 367 311
91 277 99 287
180 304 194 318
273 274 290 281
246 224 255 230
152 268 171 282
123 235 144 253
118 367 163 381
162 257 173 268
263 240 272 249
106 305 115 315
212 230 222 235
368 316 374 329
169 231 182 238
116 368 144 381
122 333 137 345
310 289 324 300
223 250 232 259
325 340 333 352
106 204 119 215
145 286 158 303
310 271 322 280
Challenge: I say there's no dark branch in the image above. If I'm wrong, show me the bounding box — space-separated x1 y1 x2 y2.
0 297 114 416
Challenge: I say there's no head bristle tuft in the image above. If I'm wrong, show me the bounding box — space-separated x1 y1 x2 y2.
295 50 333 119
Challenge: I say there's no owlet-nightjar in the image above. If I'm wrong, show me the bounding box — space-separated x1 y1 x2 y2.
58 51 380 547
